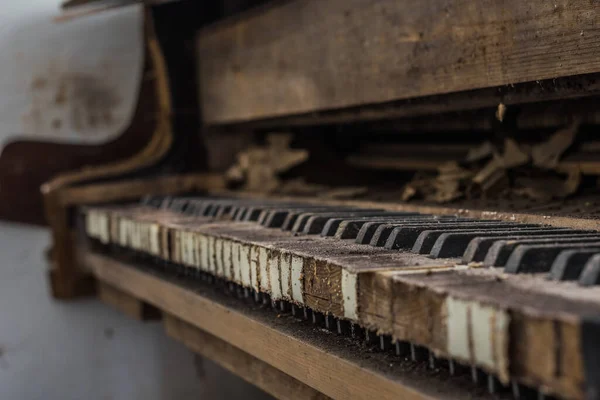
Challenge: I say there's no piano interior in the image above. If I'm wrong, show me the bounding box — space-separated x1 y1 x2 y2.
39 1 600 399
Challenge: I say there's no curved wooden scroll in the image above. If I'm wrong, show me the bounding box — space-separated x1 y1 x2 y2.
43 9 177 299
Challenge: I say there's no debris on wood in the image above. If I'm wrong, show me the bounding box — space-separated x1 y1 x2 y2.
531 120 579 169
495 103 507 122
400 185 417 202
465 141 494 163
278 178 326 195
400 122 585 204
318 186 368 199
427 162 472 203
225 133 309 193
514 167 581 201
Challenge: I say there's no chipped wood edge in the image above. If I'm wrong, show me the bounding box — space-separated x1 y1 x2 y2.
164 313 332 400
84 250 442 400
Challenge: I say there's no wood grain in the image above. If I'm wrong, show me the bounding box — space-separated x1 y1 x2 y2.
164 313 331 400
98 281 161 321
84 250 454 400
198 0 600 124
58 173 225 206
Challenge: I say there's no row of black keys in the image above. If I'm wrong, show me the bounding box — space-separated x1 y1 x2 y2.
142 196 600 285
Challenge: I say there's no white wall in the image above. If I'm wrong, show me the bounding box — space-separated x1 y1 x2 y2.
0 0 142 149
0 222 273 400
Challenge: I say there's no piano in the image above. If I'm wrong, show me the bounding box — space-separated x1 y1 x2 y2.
38 1 600 399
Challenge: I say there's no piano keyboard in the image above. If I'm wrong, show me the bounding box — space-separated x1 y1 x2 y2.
82 195 600 400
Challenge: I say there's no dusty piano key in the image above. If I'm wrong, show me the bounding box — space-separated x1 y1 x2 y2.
483 234 600 267
256 204 327 225
240 203 311 222
461 230 589 263
280 207 359 231
354 216 466 244
412 225 541 255
320 213 423 237
548 248 600 281
304 211 419 235
372 219 502 248
505 242 600 274
429 228 570 258
334 216 449 240
579 254 600 286
140 194 170 208
383 222 524 251
260 206 345 228
210 199 266 218
243 203 312 222
231 200 277 220
291 209 383 233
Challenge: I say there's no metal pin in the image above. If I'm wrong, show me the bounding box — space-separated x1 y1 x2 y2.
350 324 356 338
325 315 330 330
395 342 401 356
471 366 479 384
487 375 496 394
410 344 417 362
365 329 370 344
428 351 436 369
280 301 286 312
312 312 317 324
511 382 521 400
262 295 269 306
448 360 455 375
303 307 308 320
291 304 296 316
379 336 386 351
537 391 546 400
337 320 343 334
244 288 250 299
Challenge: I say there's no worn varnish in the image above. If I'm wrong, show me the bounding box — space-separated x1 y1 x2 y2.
198 0 600 124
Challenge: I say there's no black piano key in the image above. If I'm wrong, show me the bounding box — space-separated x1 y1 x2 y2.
369 219 488 248
321 213 422 237
412 225 539 255
334 215 458 240
579 254 600 286
504 242 600 274
299 211 388 234
141 194 165 207
280 207 349 230
291 210 376 233
484 235 600 267
548 249 600 281
580 317 600 399
260 207 335 228
355 216 464 244
384 222 527 251
430 228 570 259
461 230 586 263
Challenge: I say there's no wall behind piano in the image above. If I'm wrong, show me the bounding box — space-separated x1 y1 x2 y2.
0 222 273 400
0 1 152 226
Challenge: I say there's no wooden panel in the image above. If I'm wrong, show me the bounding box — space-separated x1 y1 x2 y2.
85 250 473 400
58 173 226 206
98 282 162 321
198 0 600 124
164 314 331 400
